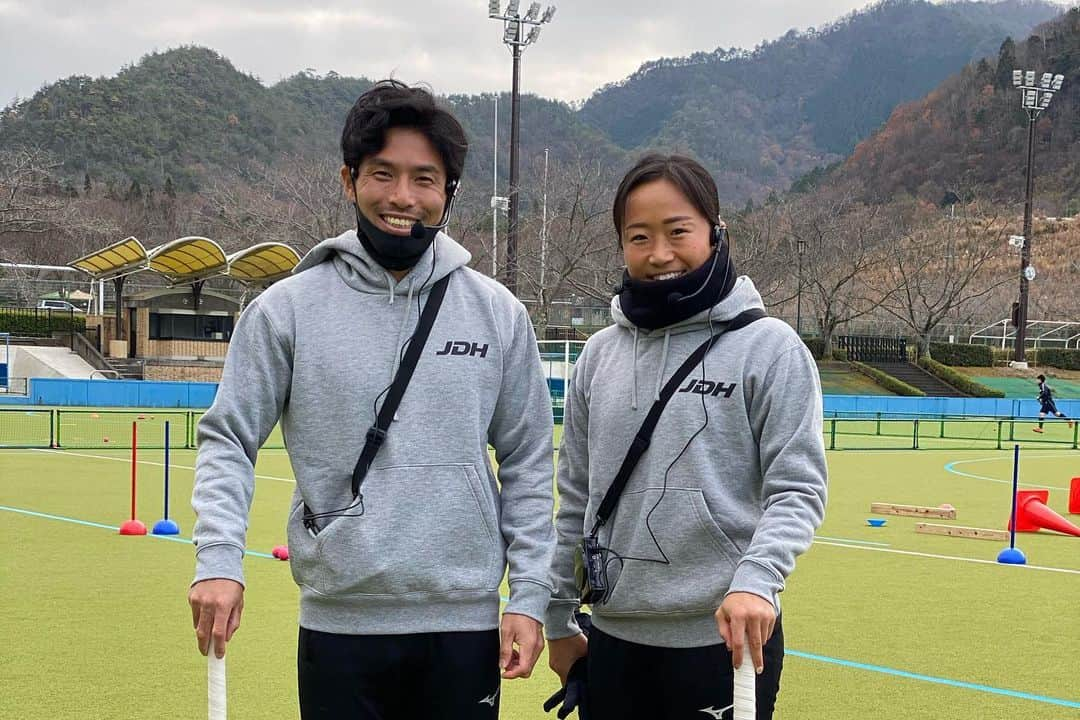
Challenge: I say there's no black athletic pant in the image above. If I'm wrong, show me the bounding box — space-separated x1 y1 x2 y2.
586 618 785 720
297 627 501 719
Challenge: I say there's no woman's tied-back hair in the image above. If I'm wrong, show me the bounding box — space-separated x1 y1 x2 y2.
341 80 468 187
612 154 720 241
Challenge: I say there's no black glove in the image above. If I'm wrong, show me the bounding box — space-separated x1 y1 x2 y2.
543 611 592 719
543 656 589 720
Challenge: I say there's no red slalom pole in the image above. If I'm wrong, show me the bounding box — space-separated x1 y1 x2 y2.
120 419 146 535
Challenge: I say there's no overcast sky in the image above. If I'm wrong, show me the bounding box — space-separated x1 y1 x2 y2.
0 1 1068 107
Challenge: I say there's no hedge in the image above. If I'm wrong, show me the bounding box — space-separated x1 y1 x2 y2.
928 342 993 367
1036 348 1080 371
0 309 86 335
850 361 926 396
917 357 1004 397
803 336 847 361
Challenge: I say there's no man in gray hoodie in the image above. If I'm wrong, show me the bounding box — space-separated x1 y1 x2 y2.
188 80 556 719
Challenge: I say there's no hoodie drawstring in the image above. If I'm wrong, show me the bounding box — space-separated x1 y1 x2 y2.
631 328 640 411
654 330 671 402
387 278 417 422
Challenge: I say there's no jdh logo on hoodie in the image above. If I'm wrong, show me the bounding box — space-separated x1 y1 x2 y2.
678 378 737 398
436 340 489 358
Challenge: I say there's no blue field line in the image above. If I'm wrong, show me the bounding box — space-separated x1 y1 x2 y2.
0 505 275 558
787 649 1080 709
3 505 1077 704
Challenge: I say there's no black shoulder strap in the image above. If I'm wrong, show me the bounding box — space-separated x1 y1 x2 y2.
350 274 451 498
591 309 766 534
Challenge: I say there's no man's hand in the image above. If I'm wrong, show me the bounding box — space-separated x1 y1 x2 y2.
499 613 545 679
547 633 588 685
715 592 776 674
188 578 244 658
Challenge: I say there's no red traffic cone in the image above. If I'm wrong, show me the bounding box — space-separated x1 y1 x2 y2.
1069 478 1080 515
1009 490 1080 537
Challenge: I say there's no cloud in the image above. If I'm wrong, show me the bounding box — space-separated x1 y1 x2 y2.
0 0 1070 106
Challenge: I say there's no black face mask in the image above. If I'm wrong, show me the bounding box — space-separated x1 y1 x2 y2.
350 174 460 272
353 204 435 272
617 240 737 330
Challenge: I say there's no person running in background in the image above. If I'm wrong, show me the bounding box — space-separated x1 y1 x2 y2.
1033 373 1073 433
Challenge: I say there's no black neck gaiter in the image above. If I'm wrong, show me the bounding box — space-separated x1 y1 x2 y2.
353 205 434 272
617 243 737 330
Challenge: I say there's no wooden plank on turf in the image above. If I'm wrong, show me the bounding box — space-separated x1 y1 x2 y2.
915 523 1009 541
871 502 957 519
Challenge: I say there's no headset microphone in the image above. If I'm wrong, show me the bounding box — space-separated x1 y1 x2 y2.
666 291 684 304
410 221 426 240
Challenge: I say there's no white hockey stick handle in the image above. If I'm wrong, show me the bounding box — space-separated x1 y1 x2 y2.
208 639 227 720
732 634 756 720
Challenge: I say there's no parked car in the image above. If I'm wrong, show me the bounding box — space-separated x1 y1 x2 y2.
36 300 84 312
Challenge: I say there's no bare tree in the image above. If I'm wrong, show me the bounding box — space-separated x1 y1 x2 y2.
877 201 1013 358
0 147 67 236
782 193 895 358
515 151 621 338
201 154 347 254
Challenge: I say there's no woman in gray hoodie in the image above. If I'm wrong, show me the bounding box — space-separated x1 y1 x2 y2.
546 154 827 719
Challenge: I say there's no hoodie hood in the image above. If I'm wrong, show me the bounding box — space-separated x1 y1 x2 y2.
293 228 473 388
610 275 766 410
294 228 471 301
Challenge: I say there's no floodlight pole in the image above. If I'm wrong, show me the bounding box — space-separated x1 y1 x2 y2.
1014 109 1037 363
488 2 556 297
1010 70 1063 365
508 34 523 296
796 238 806 336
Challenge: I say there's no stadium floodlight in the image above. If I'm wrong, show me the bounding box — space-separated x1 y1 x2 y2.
506 0 519 15
1052 74 1064 91
527 25 541 43
1024 89 1037 108
1025 70 1036 86
1040 92 1053 109
1013 70 1023 87
542 5 556 22
503 20 518 43
524 2 541 21
1040 72 1052 89
488 0 500 16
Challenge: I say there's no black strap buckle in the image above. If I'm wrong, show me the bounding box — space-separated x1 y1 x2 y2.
365 426 387 449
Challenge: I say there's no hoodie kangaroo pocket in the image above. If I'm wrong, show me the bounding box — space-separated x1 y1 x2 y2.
287 464 502 597
602 487 743 615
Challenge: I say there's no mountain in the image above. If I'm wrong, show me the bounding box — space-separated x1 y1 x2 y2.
579 0 1062 201
837 6 1080 212
0 46 619 195
0 1 1064 203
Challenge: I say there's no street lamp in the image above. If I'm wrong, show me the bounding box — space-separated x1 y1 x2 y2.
1009 69 1065 366
796 238 806 336
488 0 556 296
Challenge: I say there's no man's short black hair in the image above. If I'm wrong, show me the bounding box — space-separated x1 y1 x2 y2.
341 80 468 185
1038 374 1046 381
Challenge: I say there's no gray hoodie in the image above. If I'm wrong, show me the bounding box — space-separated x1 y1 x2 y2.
192 229 555 635
546 277 827 648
